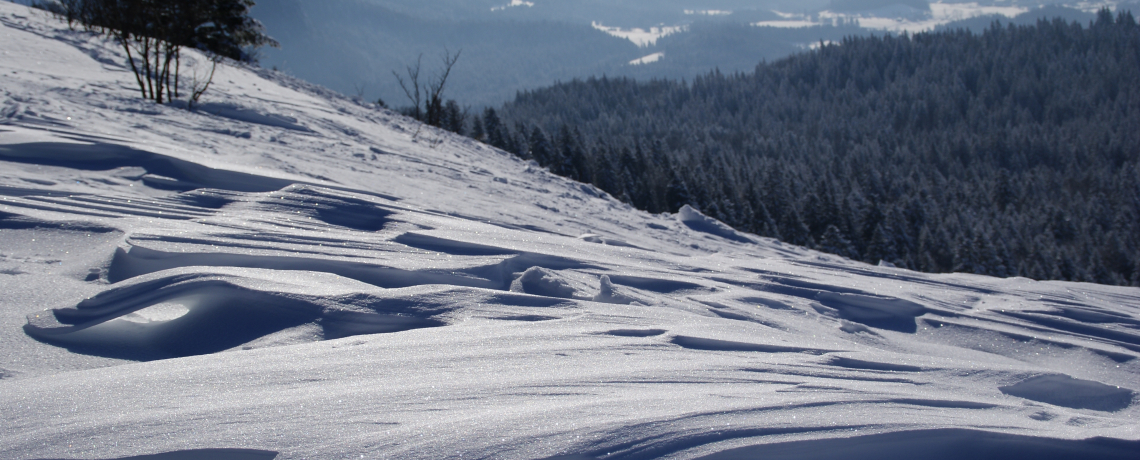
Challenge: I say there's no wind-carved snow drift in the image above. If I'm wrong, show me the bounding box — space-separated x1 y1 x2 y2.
0 3 1138 459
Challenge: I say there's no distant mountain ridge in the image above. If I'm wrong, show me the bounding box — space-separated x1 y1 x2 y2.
247 0 1121 107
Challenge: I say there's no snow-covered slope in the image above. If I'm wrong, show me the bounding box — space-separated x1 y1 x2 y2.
1 3 1138 459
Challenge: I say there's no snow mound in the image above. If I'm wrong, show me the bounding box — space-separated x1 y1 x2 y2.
510 266 577 298
592 274 637 304
677 204 754 243
23 268 451 359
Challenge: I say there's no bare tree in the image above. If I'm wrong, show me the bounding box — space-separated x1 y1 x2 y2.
187 53 221 110
424 50 460 127
393 49 460 127
393 54 424 120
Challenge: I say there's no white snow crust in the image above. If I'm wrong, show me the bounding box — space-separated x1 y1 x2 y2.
1 3 1138 459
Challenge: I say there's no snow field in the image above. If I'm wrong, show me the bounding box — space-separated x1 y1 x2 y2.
0 2 1138 459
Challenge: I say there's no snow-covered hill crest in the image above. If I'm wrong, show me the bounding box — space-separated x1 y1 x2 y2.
1 3 1138 459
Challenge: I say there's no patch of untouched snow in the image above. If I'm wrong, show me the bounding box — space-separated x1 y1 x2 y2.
592 21 686 47
1 2 1139 459
629 51 665 65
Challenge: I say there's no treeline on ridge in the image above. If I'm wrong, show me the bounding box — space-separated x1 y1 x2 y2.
457 11 1139 286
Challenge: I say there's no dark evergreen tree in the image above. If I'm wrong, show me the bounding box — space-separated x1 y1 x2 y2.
820 225 857 260
441 99 466 136
482 107 506 150
527 126 551 165
665 174 693 212
469 117 485 142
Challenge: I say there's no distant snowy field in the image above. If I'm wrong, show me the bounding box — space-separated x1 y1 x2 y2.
755 1 1033 33
599 1 1116 44
1 2 1138 459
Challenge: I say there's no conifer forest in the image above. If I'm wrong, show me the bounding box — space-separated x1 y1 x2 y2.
471 12 1140 286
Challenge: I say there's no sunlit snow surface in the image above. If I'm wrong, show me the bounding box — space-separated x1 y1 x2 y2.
1 3 1138 459
758 2 1031 33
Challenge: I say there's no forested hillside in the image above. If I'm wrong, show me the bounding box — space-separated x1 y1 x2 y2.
484 11 1140 286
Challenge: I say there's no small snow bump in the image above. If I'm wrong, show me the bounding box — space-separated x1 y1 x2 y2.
578 233 603 243
510 267 577 299
676 205 753 243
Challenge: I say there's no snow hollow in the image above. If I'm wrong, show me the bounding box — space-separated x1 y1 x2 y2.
0 2 1138 459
